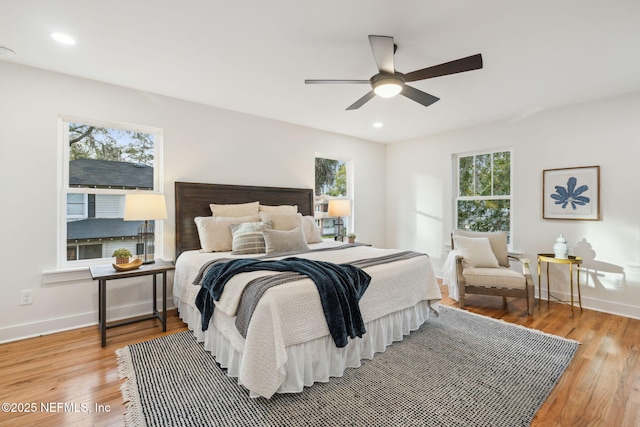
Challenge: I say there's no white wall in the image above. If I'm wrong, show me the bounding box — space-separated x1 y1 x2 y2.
387 91 640 319
0 62 386 342
2 58 637 342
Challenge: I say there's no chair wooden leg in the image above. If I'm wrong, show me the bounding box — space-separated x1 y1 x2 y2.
527 284 535 315
502 296 508 309
459 286 466 308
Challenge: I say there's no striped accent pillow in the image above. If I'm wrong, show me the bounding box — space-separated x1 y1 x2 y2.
230 221 270 255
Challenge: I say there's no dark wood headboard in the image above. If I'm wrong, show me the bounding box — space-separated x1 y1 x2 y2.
175 182 314 257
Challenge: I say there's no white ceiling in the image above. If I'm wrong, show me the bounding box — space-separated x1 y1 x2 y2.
2 1 639 143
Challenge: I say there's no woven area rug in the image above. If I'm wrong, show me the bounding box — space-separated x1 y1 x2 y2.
116 306 578 427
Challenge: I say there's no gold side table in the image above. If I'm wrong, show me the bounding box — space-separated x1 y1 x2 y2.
537 253 583 315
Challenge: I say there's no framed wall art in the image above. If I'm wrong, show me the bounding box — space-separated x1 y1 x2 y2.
542 166 600 220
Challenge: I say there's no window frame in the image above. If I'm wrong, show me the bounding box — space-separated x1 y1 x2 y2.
314 154 353 238
453 147 513 246
58 116 164 269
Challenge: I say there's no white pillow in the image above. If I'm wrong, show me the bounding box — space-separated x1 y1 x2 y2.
454 230 509 267
263 227 309 254
259 212 303 231
453 235 500 269
302 215 322 243
194 214 260 252
259 204 298 214
210 201 259 217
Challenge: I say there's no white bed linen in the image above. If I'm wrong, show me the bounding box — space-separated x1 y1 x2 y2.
442 249 462 301
173 241 441 398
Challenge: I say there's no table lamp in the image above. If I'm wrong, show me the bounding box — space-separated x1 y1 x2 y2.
328 199 351 242
124 193 168 264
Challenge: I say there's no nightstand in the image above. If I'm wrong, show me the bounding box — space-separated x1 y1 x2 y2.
89 259 175 347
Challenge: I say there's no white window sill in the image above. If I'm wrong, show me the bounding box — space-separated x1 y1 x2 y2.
42 256 174 284
42 266 92 284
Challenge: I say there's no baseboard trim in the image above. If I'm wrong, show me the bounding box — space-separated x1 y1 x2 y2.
534 289 640 320
435 272 640 321
6 274 639 343
0 298 176 344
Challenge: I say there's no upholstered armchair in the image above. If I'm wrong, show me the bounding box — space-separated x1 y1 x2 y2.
451 230 535 315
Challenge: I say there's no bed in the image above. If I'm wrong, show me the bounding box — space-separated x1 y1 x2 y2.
172 182 441 398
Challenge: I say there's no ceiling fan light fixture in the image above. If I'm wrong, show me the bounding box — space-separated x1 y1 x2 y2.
373 80 402 98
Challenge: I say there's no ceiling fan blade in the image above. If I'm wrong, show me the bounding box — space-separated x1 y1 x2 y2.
400 85 440 107
305 79 370 84
404 54 483 82
346 91 376 110
368 35 395 74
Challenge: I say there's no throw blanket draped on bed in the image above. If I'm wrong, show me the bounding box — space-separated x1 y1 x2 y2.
195 257 371 347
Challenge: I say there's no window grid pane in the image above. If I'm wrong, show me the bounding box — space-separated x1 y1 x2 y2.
315 157 350 238
457 199 511 234
474 153 492 196
492 151 511 196
458 156 474 197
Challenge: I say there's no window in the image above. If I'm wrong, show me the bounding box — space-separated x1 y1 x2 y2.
66 193 87 219
59 117 162 266
314 156 351 238
454 149 511 242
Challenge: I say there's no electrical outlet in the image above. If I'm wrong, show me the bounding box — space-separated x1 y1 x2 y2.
20 290 33 305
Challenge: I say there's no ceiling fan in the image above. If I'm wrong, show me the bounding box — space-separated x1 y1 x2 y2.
305 35 483 110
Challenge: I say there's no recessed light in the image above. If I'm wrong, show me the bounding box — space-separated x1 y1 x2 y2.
373 122 383 128
51 32 76 45
0 46 16 57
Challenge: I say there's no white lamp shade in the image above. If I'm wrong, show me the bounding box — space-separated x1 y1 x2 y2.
124 194 168 221
328 199 351 217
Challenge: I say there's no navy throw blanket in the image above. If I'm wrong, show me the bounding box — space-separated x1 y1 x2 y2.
195 257 371 348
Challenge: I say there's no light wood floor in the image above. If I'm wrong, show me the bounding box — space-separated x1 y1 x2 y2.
1 285 638 426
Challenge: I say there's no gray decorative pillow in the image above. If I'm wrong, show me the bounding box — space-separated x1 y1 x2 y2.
263 226 309 254
230 221 271 255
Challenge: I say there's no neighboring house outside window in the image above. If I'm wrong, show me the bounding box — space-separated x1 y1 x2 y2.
60 117 162 267
454 149 512 243
314 156 351 238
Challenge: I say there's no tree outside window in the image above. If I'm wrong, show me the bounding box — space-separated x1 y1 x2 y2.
315 158 346 197
61 118 162 265
455 150 511 242
315 157 350 238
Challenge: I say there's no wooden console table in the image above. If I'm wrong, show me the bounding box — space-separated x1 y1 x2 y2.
537 253 583 315
89 260 174 347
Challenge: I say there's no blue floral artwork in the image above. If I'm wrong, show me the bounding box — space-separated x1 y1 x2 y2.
543 166 599 220
551 177 590 210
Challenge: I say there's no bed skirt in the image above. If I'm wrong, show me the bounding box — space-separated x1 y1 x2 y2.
178 299 437 398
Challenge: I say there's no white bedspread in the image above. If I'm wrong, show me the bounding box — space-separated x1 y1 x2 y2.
173 241 441 398
442 249 462 301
